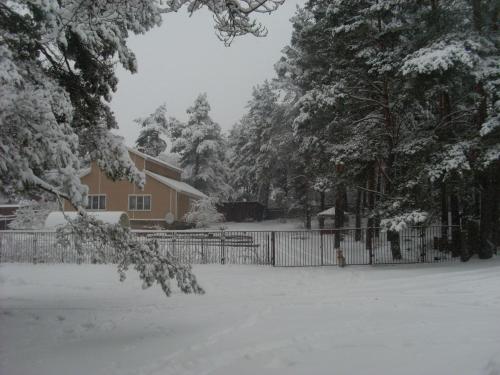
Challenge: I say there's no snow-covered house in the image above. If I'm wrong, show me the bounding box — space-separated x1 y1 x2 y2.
63 149 206 229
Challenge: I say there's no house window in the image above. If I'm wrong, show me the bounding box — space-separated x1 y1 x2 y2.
87 194 106 210
128 195 151 211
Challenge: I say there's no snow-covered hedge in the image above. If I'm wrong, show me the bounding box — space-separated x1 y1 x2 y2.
184 197 224 228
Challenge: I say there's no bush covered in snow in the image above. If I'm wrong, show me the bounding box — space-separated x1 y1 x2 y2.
184 197 225 228
380 211 429 232
9 200 56 230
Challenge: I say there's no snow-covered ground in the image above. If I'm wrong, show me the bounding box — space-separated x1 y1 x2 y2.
206 218 313 231
1 260 500 375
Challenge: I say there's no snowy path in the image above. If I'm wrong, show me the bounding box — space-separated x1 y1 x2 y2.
1 260 500 375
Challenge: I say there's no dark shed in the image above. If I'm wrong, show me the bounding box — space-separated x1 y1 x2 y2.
218 201 265 222
0 205 20 230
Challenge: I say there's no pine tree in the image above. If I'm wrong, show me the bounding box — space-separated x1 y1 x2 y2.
0 0 284 296
229 81 280 204
8 200 56 230
169 94 231 199
275 0 499 256
135 104 168 157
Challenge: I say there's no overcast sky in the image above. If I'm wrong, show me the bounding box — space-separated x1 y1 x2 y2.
110 1 304 146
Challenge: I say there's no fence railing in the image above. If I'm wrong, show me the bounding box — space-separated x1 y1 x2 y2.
0 226 466 266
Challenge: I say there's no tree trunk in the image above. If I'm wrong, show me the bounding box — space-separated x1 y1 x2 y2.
479 171 494 259
257 180 270 207
343 189 349 225
305 205 311 230
472 0 482 31
464 219 480 261
319 191 326 229
450 193 461 257
387 230 402 260
334 184 345 248
440 182 449 250
366 165 376 260
355 189 362 241
492 164 500 248
304 186 311 230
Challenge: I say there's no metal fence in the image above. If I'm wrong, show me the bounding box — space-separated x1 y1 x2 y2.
0 226 464 266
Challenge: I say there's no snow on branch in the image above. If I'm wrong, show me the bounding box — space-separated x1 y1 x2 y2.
401 39 477 75
57 214 204 296
184 197 224 228
427 142 472 182
380 211 429 232
161 0 284 45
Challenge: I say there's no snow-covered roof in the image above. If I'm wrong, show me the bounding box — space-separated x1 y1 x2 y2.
317 207 335 217
44 211 130 228
145 171 207 199
79 168 91 177
128 148 184 173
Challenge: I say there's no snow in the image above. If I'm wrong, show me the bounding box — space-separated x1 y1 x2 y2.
208 218 314 231
129 148 184 173
317 207 335 217
380 210 428 232
145 171 207 199
44 211 130 229
401 40 477 75
1 260 500 375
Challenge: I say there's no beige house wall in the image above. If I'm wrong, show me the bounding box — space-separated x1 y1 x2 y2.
63 152 192 222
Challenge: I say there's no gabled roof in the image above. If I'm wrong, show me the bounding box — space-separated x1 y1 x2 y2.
145 171 207 199
317 207 335 217
128 148 184 174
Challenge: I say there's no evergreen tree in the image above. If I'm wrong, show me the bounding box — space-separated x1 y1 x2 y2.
229 81 280 204
135 104 168 157
0 0 284 296
273 0 499 256
169 94 232 199
8 200 56 230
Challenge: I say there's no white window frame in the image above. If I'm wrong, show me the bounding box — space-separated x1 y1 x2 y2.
128 194 152 211
87 194 106 210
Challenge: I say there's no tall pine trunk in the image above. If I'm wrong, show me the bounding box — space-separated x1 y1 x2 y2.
450 193 461 257
440 182 449 250
479 171 494 259
319 191 326 229
334 184 345 248
355 189 362 241
366 164 376 260
257 180 270 207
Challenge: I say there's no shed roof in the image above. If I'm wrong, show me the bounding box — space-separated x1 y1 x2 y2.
317 207 336 217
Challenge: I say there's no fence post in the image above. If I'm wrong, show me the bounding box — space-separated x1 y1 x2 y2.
266 233 270 265
367 228 373 265
320 231 324 266
221 231 225 265
172 232 176 255
420 227 426 262
33 233 38 264
271 231 276 267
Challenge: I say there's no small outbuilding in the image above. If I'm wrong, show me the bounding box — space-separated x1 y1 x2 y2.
317 207 335 218
0 204 20 230
217 201 265 222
